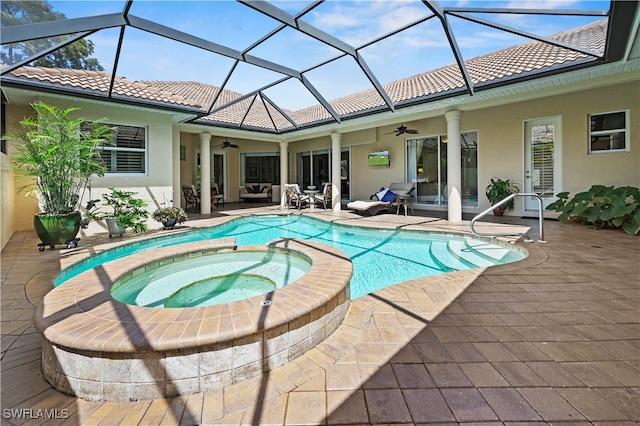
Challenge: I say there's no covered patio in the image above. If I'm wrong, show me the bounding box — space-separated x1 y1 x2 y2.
2 209 638 424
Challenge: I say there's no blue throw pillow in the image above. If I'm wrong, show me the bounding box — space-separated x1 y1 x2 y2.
381 190 396 202
252 185 261 193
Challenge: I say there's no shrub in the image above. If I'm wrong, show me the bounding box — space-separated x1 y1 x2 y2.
152 207 188 224
546 185 640 236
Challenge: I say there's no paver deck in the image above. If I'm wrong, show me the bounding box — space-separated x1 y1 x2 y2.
2 205 638 425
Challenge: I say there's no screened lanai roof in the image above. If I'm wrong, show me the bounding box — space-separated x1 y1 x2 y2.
1 1 638 135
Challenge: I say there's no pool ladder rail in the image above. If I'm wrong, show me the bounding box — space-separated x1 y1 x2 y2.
470 192 547 243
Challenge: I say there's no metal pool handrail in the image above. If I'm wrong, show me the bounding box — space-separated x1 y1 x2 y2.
470 192 546 243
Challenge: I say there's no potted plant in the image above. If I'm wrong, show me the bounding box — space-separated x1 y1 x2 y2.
152 206 188 229
485 177 520 215
87 187 149 237
10 102 113 250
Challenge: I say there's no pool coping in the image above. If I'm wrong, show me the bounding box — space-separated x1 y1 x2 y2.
33 237 353 401
35 237 353 353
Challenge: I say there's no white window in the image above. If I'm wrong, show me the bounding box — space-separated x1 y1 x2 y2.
589 110 628 153
82 122 147 174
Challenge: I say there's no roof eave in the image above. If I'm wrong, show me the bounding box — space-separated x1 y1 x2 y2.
0 77 207 116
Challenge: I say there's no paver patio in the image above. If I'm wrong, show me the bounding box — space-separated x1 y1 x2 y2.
1 205 638 425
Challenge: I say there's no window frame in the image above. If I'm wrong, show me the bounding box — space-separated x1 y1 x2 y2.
86 122 148 176
240 151 280 185
588 110 629 154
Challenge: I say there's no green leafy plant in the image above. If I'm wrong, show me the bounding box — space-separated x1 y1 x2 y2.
547 185 640 236
10 101 113 215
87 187 149 234
485 177 520 211
152 207 188 225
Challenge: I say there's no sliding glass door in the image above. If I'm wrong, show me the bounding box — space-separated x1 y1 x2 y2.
296 150 329 189
407 132 477 207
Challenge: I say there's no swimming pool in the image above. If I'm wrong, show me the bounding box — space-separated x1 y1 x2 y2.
56 214 526 298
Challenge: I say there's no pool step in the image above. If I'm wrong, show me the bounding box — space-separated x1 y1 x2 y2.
429 240 475 271
447 238 511 268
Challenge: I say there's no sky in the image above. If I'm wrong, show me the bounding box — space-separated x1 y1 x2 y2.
40 0 611 111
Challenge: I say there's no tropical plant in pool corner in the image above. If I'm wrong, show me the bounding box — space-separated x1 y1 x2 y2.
9 102 113 249
152 206 188 229
547 185 640 236
485 177 520 215
87 187 149 236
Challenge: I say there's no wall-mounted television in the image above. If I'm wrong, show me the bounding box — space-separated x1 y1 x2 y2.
368 150 390 167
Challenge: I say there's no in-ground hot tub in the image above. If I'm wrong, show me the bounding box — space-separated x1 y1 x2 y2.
34 238 352 401
112 249 313 308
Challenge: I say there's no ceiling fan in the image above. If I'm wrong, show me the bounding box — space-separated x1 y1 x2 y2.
385 123 419 136
215 139 239 148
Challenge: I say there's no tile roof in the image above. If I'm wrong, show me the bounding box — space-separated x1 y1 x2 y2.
4 19 607 133
9 67 203 109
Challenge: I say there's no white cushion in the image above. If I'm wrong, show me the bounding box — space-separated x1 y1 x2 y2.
347 200 388 211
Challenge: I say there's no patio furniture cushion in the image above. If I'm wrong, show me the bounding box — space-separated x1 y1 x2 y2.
346 200 390 216
381 190 397 202
239 183 272 202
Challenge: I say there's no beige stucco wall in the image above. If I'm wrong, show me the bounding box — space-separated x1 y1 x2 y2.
468 80 639 215
2 104 40 248
252 79 639 211
67 100 175 212
2 99 175 245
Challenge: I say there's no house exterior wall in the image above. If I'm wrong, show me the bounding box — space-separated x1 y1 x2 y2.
77 101 175 211
469 80 639 215
337 80 639 215
2 79 637 249
2 104 41 248
2 99 175 246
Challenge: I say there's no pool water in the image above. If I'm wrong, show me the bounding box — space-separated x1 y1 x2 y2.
57 215 526 298
111 250 310 307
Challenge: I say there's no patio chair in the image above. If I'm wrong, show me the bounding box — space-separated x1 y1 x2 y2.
181 185 200 210
314 182 332 210
211 182 224 207
284 184 310 210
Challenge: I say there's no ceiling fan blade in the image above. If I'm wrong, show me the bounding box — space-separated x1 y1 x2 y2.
405 129 419 134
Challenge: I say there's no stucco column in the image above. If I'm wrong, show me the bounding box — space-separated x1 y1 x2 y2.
172 125 181 208
199 133 211 214
445 110 462 222
279 141 289 207
330 132 342 211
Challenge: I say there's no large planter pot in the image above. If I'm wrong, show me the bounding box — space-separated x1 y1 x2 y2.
162 220 177 229
34 212 81 250
105 217 126 238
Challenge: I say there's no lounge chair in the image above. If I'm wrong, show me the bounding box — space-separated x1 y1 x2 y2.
347 182 415 216
284 184 310 209
314 182 332 209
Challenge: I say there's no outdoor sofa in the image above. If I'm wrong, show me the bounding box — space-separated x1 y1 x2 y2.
239 183 273 202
